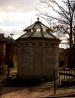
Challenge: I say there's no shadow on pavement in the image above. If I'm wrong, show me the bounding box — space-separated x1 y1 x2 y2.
0 77 44 96
3 77 43 87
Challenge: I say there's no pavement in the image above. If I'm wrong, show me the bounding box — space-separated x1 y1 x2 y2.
0 70 75 98
1 81 75 98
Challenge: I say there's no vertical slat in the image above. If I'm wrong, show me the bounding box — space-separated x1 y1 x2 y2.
59 69 61 89
54 70 56 94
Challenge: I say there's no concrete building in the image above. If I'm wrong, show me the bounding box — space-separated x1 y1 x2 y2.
16 18 60 80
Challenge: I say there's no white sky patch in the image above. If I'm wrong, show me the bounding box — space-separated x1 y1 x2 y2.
0 0 39 12
0 25 23 39
0 0 41 39
0 10 40 39
0 10 38 23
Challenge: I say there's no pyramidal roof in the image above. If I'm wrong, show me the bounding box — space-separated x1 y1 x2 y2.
17 18 58 39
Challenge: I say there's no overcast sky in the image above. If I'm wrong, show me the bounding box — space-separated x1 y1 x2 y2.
0 0 63 40
0 0 42 39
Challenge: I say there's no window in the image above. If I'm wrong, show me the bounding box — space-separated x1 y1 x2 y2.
45 43 48 46
32 43 35 45
39 43 42 46
51 44 54 46
25 43 28 46
36 29 40 32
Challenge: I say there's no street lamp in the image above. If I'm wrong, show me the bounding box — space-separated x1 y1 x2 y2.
7 33 14 79
10 33 14 60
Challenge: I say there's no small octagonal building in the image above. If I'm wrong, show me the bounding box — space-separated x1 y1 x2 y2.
16 18 60 80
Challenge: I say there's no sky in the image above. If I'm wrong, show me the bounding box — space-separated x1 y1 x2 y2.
0 0 69 48
0 0 43 39
0 0 63 39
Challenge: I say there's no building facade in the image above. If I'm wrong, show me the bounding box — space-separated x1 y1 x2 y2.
16 18 60 80
0 34 17 73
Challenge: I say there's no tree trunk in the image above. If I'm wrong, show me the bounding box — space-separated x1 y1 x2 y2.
68 18 73 68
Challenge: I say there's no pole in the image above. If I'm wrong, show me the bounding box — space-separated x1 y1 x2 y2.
7 33 14 79
68 18 73 68
10 33 14 67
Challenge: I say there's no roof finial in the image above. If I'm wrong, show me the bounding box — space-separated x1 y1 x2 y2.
37 17 39 21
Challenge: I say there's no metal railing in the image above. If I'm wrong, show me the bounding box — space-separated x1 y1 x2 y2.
54 69 75 94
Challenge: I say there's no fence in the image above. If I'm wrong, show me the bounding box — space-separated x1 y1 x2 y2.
54 69 75 94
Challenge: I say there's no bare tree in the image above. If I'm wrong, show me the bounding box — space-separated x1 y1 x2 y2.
38 0 75 67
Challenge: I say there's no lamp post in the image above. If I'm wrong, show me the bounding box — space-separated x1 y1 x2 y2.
10 33 14 61
10 33 14 69
7 33 14 79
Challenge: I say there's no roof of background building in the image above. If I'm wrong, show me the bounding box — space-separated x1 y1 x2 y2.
0 34 15 44
0 34 6 42
5 36 16 44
